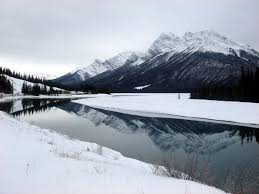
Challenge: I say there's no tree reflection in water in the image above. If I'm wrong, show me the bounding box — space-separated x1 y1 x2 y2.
10 99 71 117
0 100 13 113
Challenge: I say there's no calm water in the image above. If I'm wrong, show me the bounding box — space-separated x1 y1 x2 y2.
1 98 259 190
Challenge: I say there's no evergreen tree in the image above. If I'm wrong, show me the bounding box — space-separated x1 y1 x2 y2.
191 67 259 102
0 74 13 94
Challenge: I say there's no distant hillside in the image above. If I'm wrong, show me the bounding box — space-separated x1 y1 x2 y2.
0 67 67 95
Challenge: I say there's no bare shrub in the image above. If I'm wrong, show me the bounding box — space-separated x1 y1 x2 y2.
154 150 213 184
183 150 213 184
113 155 119 160
95 145 103 156
150 164 164 176
151 163 190 180
151 150 259 194
221 161 259 194
54 148 87 160
58 151 83 160
93 166 102 174
47 140 54 145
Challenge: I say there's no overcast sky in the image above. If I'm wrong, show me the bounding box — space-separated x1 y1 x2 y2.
0 0 258 77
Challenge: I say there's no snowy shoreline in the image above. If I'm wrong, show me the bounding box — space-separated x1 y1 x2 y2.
0 93 108 103
87 105 259 129
75 93 259 127
0 111 226 194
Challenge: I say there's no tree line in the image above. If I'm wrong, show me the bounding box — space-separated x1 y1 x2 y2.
0 66 46 85
79 84 111 94
21 82 68 96
191 67 259 102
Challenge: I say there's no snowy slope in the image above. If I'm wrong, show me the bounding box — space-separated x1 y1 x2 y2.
83 52 140 77
5 75 66 95
80 59 104 77
146 32 186 57
8 76 24 94
53 51 143 86
0 111 226 194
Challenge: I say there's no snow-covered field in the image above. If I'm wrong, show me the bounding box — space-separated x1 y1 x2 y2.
75 93 259 126
0 111 226 194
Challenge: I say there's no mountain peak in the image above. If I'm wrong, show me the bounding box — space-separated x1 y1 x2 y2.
183 32 194 38
159 32 178 39
93 59 103 64
188 30 256 55
147 32 183 57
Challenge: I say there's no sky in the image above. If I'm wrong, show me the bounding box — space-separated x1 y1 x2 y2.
0 0 258 77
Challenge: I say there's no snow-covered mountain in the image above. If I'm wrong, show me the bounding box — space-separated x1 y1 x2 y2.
85 30 259 92
52 30 259 91
52 51 143 86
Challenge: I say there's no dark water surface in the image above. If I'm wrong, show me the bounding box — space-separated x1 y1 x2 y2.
1 98 258 191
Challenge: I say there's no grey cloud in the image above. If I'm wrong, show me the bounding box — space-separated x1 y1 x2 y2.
0 0 258 76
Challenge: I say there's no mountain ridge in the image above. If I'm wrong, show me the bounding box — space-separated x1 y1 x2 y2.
51 51 142 86
52 30 259 91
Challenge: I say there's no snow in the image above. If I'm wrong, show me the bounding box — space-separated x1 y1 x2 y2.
0 111 226 194
147 32 186 57
75 93 259 126
68 52 140 79
134 84 151 90
81 59 105 77
147 30 259 58
9 76 24 94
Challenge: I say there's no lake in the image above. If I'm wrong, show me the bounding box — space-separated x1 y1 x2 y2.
1 98 258 191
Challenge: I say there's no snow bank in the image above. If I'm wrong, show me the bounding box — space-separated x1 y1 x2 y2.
75 93 259 126
0 111 225 194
